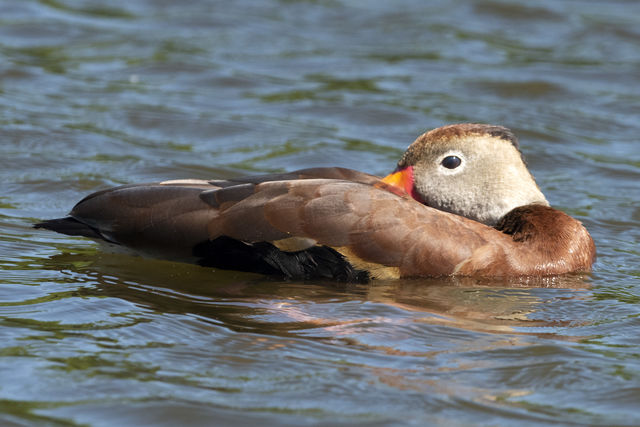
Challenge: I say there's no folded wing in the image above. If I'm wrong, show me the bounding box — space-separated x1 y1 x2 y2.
37 167 507 279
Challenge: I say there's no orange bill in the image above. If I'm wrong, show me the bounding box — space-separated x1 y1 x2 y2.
379 166 421 201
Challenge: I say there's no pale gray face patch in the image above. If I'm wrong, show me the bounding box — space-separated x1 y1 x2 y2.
407 132 548 226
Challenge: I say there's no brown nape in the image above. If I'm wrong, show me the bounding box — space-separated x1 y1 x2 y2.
397 123 521 168
495 204 596 274
426 123 519 148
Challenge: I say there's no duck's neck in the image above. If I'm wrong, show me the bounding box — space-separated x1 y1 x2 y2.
495 204 596 275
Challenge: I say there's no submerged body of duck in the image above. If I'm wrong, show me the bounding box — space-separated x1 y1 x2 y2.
35 124 596 282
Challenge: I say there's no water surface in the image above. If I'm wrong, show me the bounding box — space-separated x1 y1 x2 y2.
1 0 639 425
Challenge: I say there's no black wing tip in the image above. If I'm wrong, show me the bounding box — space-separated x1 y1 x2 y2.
33 217 103 240
194 236 370 283
33 217 70 230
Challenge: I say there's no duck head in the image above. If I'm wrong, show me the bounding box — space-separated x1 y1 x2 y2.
383 123 549 226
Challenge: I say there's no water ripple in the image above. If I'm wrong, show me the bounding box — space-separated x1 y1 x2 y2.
1 0 639 425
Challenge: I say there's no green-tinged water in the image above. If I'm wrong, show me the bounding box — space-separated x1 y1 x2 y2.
1 0 639 425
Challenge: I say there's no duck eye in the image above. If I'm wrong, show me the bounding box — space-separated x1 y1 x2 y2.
441 155 462 169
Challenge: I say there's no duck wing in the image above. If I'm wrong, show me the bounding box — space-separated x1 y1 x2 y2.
35 167 504 280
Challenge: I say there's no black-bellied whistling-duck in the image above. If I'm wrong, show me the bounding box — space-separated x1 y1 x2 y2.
35 124 596 282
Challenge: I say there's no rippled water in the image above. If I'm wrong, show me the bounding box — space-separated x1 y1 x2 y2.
1 0 639 425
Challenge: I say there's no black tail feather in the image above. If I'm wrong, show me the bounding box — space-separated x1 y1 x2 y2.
34 217 104 240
